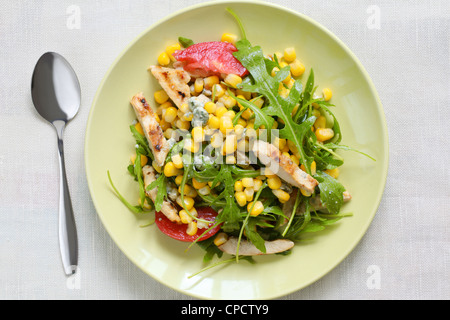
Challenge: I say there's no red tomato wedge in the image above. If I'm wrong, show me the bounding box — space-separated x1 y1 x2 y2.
173 41 248 77
155 207 221 242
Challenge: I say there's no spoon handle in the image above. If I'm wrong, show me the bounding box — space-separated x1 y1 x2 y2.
54 120 78 275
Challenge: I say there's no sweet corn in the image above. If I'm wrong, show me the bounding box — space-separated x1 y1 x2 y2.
234 124 245 138
210 133 223 148
325 168 340 179
253 179 263 192
220 95 237 109
272 189 290 203
290 154 300 166
241 108 253 120
192 126 204 143
224 74 242 88
175 175 183 185
234 180 244 192
212 84 225 99
290 59 305 77
164 106 178 123
244 187 254 202
223 135 237 154
267 176 282 190
192 178 207 189
194 77 204 93
226 155 236 164
208 115 220 130
186 221 198 236
154 89 169 104
179 184 197 198
273 137 287 151
204 101 217 114
157 51 170 66
130 153 148 166
219 117 233 135
179 210 193 224
165 43 181 62
152 161 162 173
300 189 312 197
215 106 228 118
235 191 247 207
134 122 144 135
181 112 193 122
214 232 229 246
164 162 181 177
242 177 254 188
271 66 280 77
251 97 264 109
273 52 283 61
171 153 183 169
315 128 334 142
314 116 327 129
183 138 200 153
264 168 276 177
223 110 236 119
176 119 190 131
204 75 220 89
323 88 332 101
301 161 317 176
176 195 195 211
198 185 211 196
247 201 264 217
221 32 238 44
179 103 190 114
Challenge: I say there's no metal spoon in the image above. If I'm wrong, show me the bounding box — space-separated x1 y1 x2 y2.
31 52 80 275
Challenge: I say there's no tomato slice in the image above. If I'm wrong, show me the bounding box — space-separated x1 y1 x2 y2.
155 207 221 242
173 41 248 77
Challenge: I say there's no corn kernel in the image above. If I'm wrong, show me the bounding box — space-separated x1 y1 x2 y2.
241 108 253 120
165 43 181 62
272 189 290 203
214 232 229 246
223 135 237 154
315 128 335 142
223 110 236 119
198 185 211 195
175 175 183 185
208 115 220 130
183 138 200 153
325 168 340 179
204 101 217 114
152 161 162 173
301 161 317 176
226 155 236 164
224 74 242 88
300 189 312 197
264 168 276 177
192 178 207 189
192 126 204 143
179 184 197 198
179 103 190 114
314 116 327 129
134 122 144 135
157 52 170 66
267 176 282 190
219 117 233 135
273 52 283 61
130 153 148 167
194 78 204 93
212 84 225 99
164 106 178 123
171 153 183 169
290 154 300 166
323 88 332 101
221 32 238 44
176 119 190 131
242 178 254 188
247 201 264 217
234 180 244 192
210 133 223 148
253 179 263 192
154 89 169 104
181 112 193 122
290 59 305 77
164 162 181 177
186 221 198 236
215 106 228 118
251 97 264 109
220 96 237 109
176 196 195 211
179 210 193 224
235 191 247 207
244 187 254 202
283 47 296 63
204 75 220 89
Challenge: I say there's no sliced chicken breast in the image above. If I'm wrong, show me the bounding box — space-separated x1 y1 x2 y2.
142 165 181 223
252 140 319 194
218 237 294 256
130 93 169 167
148 65 191 108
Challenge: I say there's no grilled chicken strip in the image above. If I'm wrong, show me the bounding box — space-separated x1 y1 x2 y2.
142 165 181 223
252 140 319 194
130 93 169 167
148 65 191 108
218 237 294 256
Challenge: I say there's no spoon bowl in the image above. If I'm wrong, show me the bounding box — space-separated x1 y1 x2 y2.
31 52 80 275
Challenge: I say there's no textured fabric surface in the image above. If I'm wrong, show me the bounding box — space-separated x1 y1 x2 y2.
0 0 449 300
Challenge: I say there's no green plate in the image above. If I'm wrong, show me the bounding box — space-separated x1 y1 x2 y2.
85 0 388 299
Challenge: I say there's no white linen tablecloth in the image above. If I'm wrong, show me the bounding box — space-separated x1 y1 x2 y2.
0 0 449 300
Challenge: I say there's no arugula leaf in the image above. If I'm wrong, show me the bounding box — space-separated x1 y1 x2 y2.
146 172 167 212
315 171 346 215
130 125 153 160
226 8 247 40
107 171 143 214
232 39 316 174
178 36 194 48
245 219 266 253
134 150 146 208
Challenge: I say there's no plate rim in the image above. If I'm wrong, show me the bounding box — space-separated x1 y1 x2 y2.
84 0 389 299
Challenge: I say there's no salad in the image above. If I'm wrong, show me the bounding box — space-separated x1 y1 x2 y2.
108 9 372 270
